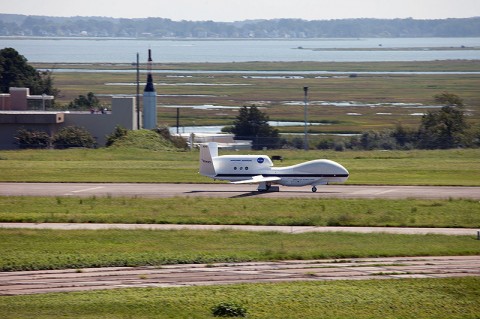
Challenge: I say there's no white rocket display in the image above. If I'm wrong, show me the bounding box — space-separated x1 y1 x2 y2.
143 49 157 129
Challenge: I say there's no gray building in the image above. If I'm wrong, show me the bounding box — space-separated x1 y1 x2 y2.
0 88 138 149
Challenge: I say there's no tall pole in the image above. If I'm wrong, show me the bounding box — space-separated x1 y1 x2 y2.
136 52 140 130
176 107 180 134
303 86 309 151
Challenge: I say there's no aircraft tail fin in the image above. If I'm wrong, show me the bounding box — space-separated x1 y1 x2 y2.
199 142 218 177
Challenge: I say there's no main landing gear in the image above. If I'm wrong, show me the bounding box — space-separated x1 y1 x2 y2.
312 186 317 193
257 182 272 192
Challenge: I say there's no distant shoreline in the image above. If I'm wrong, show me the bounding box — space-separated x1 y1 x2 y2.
2 35 480 41
2 14 480 38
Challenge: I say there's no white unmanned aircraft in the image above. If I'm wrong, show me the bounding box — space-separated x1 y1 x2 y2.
199 142 349 192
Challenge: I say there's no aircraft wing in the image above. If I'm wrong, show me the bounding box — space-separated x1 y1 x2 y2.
230 175 281 184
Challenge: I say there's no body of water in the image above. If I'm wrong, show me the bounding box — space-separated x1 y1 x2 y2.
172 121 330 135
1 37 479 63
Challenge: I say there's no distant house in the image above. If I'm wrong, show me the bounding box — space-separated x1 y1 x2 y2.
0 87 138 149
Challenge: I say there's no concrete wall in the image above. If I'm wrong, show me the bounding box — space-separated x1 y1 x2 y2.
9 88 28 110
0 94 11 110
62 97 137 146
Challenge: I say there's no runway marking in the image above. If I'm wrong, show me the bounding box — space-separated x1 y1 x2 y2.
66 186 104 195
374 189 397 195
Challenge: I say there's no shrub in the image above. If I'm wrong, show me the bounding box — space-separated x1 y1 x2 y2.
317 138 335 150
154 126 188 149
105 125 128 147
52 126 96 149
14 128 50 149
211 302 247 317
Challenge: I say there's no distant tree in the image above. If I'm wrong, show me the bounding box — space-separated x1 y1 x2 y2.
68 92 103 111
14 128 50 149
434 92 464 107
392 123 417 149
0 47 57 96
417 93 469 149
316 138 335 150
52 126 96 149
231 105 280 150
470 123 480 148
353 130 397 150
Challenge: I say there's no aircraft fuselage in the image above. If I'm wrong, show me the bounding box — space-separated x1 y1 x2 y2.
213 155 349 186
199 143 349 192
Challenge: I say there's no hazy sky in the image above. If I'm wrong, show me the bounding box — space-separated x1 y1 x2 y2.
2 0 479 21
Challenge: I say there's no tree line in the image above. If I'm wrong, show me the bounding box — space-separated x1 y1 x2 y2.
1 14 480 38
228 100 479 151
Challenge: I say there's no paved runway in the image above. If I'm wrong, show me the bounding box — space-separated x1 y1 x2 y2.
1 182 479 199
1 256 479 295
1 222 478 236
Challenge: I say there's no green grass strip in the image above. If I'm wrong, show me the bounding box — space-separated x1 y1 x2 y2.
1 229 478 271
1 148 479 185
1 196 479 228
1 278 479 318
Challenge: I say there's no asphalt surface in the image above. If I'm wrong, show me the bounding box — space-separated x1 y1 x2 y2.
1 182 480 199
1 256 479 295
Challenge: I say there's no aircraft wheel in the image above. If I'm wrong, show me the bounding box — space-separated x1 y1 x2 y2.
312 186 317 192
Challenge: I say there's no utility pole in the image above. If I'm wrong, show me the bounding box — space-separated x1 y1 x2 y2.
303 86 309 151
136 52 140 130
176 107 180 134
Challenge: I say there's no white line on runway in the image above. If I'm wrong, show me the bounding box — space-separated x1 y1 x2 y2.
66 186 104 195
374 189 397 195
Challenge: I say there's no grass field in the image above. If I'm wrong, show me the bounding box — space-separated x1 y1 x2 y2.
1 196 479 228
1 278 479 318
0 148 479 185
1 228 479 271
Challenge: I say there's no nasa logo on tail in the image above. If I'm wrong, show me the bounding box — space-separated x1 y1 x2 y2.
257 158 265 164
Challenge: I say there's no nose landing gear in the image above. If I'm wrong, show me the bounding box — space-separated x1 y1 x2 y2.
312 186 317 192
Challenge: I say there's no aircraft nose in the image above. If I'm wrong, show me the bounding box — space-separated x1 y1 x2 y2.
330 161 349 182
340 163 349 176
341 165 349 180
